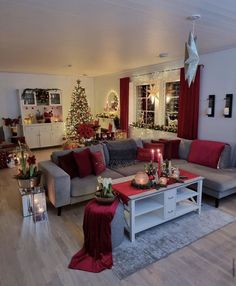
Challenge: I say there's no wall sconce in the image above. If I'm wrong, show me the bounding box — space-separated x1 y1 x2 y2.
224 94 233 118
207 94 215 117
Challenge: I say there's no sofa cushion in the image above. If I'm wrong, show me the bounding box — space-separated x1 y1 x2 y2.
143 143 165 157
91 151 106 175
71 168 123 197
58 151 78 178
51 144 106 166
73 148 93 178
218 144 231 169
106 139 137 167
188 140 225 169
136 147 156 162
178 163 236 193
113 161 145 177
151 140 171 159
159 139 181 159
178 138 192 160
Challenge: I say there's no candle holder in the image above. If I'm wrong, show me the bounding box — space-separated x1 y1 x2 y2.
207 94 215 117
32 187 47 223
224 94 233 118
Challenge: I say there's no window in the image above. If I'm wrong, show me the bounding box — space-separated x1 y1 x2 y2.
165 81 180 127
136 85 155 125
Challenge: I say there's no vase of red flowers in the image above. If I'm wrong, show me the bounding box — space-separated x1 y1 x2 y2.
15 143 41 189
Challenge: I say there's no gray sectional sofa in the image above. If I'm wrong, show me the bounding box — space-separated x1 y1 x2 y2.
39 138 236 215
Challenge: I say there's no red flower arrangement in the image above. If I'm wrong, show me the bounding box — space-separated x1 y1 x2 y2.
2 117 21 126
77 123 95 139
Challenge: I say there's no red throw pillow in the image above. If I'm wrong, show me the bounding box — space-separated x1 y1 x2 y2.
151 140 172 160
73 148 93 178
188 140 225 169
137 147 161 162
58 151 78 178
143 143 165 158
159 139 181 159
91 151 106 175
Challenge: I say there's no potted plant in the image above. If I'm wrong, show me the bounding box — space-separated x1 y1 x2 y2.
15 142 41 189
95 177 116 204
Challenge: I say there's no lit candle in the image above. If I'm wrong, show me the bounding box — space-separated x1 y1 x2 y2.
151 149 154 162
224 107 229 115
158 153 161 177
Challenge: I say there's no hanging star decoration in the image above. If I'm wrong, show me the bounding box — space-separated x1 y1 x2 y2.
147 84 159 104
184 31 199 86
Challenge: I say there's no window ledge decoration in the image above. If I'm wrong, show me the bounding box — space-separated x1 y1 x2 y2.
96 112 116 119
130 122 177 133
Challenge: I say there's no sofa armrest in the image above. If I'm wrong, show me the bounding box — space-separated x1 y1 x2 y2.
38 160 71 208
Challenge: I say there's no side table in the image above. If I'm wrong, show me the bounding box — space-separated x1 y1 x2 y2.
19 187 47 222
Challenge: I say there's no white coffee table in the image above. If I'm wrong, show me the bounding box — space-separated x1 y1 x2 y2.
113 174 203 242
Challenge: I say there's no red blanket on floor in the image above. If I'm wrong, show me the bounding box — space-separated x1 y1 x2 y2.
68 198 119 273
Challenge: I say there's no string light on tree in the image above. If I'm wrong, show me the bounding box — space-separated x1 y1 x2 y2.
66 80 93 141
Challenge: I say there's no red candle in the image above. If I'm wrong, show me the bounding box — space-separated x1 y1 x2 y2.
151 149 154 161
158 152 161 177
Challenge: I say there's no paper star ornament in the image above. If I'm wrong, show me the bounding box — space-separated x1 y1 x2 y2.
147 84 159 104
184 32 199 86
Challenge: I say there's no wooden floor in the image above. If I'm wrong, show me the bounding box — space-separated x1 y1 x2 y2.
1 148 236 286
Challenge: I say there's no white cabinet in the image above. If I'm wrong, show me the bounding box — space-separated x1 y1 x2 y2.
51 123 64 146
23 123 64 149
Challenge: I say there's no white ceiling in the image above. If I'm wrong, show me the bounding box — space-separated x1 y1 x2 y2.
1 0 236 76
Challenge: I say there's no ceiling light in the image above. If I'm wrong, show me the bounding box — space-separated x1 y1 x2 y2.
67 64 72 68
186 14 201 21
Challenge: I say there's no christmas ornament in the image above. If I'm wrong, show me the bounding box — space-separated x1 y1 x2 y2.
184 15 201 86
184 32 199 86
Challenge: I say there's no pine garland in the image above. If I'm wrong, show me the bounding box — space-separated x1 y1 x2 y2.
66 80 93 141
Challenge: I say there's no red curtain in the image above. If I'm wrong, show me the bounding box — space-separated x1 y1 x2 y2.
120 77 130 133
177 66 201 139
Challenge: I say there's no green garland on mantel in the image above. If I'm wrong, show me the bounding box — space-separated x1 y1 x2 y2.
129 122 177 133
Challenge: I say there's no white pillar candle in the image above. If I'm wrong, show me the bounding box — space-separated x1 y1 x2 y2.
207 107 212 115
224 107 229 115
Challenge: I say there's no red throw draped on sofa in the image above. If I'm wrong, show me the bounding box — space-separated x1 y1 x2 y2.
120 77 130 133
177 66 201 139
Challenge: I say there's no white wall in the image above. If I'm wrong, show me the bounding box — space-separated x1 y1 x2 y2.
0 72 95 122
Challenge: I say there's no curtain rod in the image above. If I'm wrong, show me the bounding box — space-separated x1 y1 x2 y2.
132 64 204 78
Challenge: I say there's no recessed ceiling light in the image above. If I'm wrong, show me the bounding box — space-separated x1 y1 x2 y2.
159 53 168 58
186 14 201 21
67 64 72 68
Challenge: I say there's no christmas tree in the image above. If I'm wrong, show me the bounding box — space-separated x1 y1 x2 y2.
66 80 93 141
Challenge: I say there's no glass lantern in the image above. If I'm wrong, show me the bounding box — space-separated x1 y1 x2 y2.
32 187 47 222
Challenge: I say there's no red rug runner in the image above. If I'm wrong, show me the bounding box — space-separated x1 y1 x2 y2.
68 198 119 272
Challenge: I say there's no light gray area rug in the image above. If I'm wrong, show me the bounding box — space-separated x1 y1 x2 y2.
112 204 236 280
